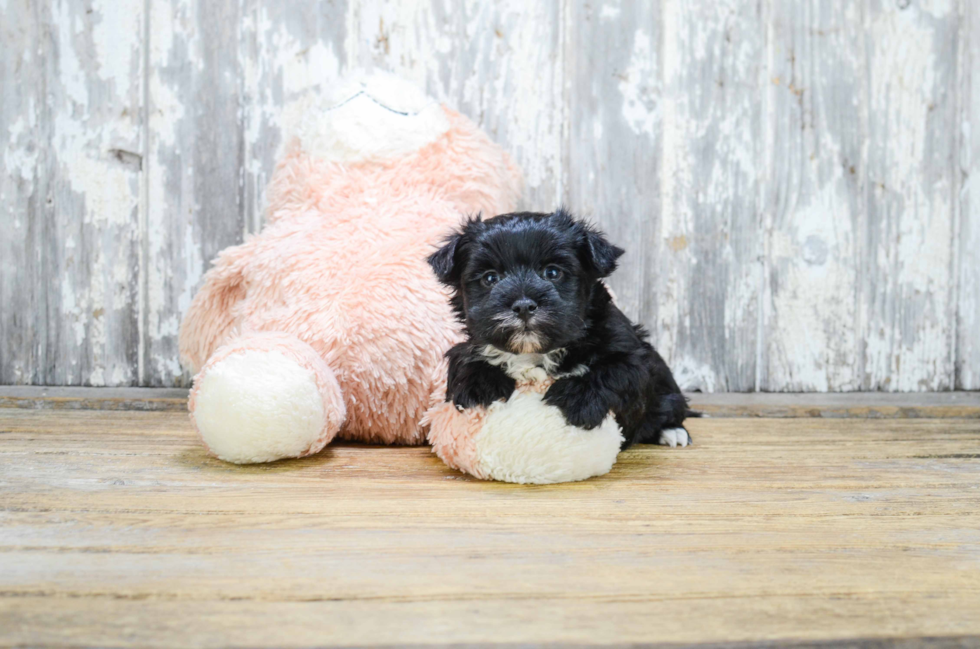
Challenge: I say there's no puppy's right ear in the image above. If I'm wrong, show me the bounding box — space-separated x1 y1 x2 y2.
429 216 484 286
427 232 464 286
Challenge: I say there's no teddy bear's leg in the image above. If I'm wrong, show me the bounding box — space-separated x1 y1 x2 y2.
423 401 490 480
188 332 346 464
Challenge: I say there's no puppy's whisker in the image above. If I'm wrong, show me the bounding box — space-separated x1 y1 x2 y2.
531 313 553 326
491 315 523 335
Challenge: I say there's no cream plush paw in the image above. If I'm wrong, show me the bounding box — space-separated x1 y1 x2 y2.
425 386 623 485
189 333 346 464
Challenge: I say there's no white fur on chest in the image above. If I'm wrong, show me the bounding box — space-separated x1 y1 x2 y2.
480 345 588 382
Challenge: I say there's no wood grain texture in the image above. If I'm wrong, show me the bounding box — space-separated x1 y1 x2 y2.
762 1 866 392
1 409 979 646
563 0 662 330
687 389 980 418
656 0 764 391
0 0 44 384
2 386 979 418
863 0 959 391
239 0 350 234
0 386 190 411
142 0 248 387
958 0 980 390
1 1 978 392
346 0 565 210
47 0 144 388
2 0 144 387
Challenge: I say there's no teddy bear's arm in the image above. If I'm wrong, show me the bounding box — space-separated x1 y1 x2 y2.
178 252 247 373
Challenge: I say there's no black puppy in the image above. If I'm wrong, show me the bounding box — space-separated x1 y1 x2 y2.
428 208 694 449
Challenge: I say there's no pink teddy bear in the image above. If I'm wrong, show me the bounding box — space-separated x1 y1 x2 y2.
179 73 522 464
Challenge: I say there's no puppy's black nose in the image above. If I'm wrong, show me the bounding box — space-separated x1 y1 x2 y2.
511 297 538 320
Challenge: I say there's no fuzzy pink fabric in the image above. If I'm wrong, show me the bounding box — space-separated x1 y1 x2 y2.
423 379 554 480
421 402 489 479
180 107 522 446
266 109 523 228
189 332 346 457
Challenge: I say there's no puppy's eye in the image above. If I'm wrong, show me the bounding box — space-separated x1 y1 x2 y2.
543 266 563 281
481 271 500 287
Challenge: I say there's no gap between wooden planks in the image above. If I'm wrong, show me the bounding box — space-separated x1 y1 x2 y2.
2 386 980 418
1 409 979 647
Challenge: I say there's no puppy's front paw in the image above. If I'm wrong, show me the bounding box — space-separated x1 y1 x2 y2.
658 427 692 448
449 369 515 410
544 377 610 430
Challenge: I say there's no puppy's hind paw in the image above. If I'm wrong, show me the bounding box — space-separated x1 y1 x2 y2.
658 427 692 448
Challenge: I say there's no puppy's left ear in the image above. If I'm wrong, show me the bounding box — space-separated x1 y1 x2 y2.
582 226 625 277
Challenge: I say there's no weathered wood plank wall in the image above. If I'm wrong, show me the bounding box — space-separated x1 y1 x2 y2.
2 0 144 387
1 0 977 391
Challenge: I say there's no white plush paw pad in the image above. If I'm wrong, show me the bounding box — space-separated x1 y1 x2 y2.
658 427 692 448
476 391 624 484
194 351 326 464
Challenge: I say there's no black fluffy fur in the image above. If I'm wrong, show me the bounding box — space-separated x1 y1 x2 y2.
428 208 694 449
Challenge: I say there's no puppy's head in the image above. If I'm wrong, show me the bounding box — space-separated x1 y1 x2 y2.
428 208 624 354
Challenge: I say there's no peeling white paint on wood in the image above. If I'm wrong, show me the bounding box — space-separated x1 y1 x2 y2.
657 0 763 392
863 0 959 391
240 1 348 235
2 0 143 387
958 0 980 390
564 0 662 339
144 0 248 386
0 0 976 391
1 0 43 385
347 0 565 209
762 0 866 392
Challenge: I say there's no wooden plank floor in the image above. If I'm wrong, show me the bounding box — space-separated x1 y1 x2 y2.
1 409 979 648
3 386 980 418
